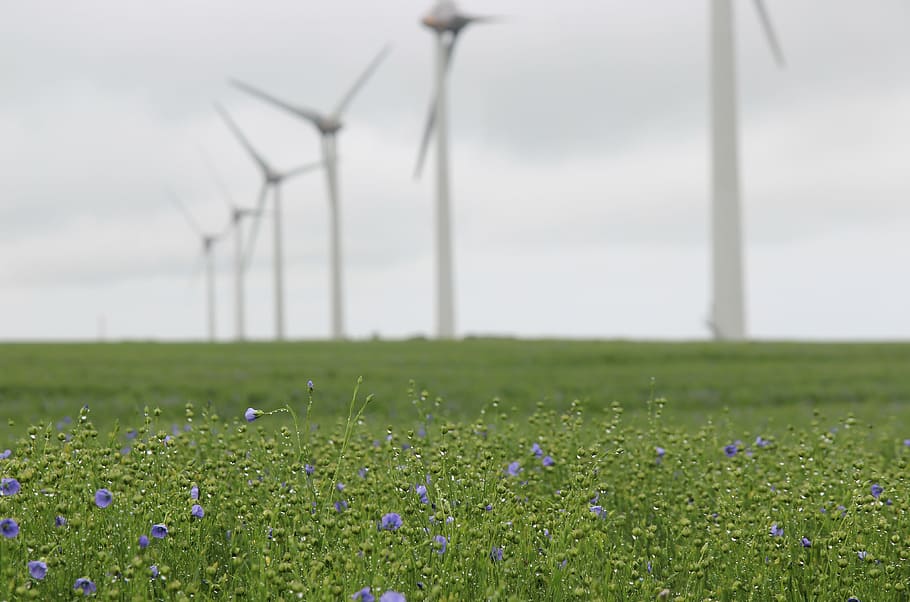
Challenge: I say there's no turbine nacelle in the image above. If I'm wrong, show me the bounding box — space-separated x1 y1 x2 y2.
421 2 495 35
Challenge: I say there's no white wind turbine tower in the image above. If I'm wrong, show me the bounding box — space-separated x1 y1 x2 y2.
198 145 261 342
170 191 227 342
215 104 323 341
415 1 497 340
230 45 391 341
709 0 784 341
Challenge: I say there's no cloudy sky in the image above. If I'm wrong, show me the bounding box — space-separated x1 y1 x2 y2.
1 1 908 341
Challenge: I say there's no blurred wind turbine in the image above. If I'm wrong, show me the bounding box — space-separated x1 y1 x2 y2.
215 104 323 341
230 45 391 341
170 191 226 342
709 0 784 341
198 145 259 342
416 1 498 339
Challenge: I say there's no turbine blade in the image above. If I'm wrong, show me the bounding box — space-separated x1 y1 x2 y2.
332 44 392 119
283 160 324 179
230 79 324 127
214 103 270 174
197 144 238 211
752 0 786 67
414 36 457 179
169 190 203 236
243 181 270 270
414 98 436 179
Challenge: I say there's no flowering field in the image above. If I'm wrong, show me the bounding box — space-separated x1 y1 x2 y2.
0 341 909 599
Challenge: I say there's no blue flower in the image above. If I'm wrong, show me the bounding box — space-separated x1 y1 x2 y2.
490 546 504 562
506 461 521 477
139 534 149 549
590 505 605 519
848 598 861 602
871 483 883 499
379 593 406 602
1 518 19 538
542 455 555 467
416 484 429 504
150 565 159 579
151 524 168 539
305 464 315 476
724 444 738 458
434 534 447 554
244 408 261 422
190 485 199 500
531 443 543 457
656 446 666 458
55 516 67 528
857 551 867 560
801 536 811 547
358 467 368 479
74 578 96 595
0 449 10 460
770 523 783 537
191 504 204 518
94 488 113 509
335 500 348 512
1 478 20 496
380 513 402 531
307 379 315 391
351 587 375 602
28 560 47 580
755 436 770 448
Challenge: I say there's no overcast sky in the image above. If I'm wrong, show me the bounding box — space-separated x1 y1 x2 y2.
2 1 909 341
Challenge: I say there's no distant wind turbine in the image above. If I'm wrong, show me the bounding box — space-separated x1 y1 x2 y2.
709 0 784 341
170 191 226 342
198 145 259 342
415 1 497 340
230 45 391 341
215 104 323 341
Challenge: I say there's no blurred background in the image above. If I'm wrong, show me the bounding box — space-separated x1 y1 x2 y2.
1 1 908 342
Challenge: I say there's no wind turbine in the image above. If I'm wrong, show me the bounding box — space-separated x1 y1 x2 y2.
215 104 323 341
415 1 497 340
170 191 226 342
709 0 784 341
198 145 259 342
229 45 391 341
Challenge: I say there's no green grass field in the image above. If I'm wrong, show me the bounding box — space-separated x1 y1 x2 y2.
0 340 908 600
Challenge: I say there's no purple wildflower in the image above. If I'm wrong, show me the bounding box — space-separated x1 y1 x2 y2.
590 505 605 518
1 478 20 496
490 546 504 562
904 439 910 447
506 461 521 477
139 534 149 549
770 523 783 537
755 436 770 448
335 500 348 512
656 446 666 458
379 593 406 602
305 464 315 476
352 587 375 602
191 504 204 518
358 467 368 479
244 407 261 422
848 597 861 602
542 455 555 467
151 524 168 539
484 504 493 511
1 518 19 538
307 379 314 391
0 449 10 459
94 488 113 509
55 516 66 527
380 513 402 531
336 482 345 492
871 484 883 499
857 551 867 560
190 485 199 500
73 578 96 595
434 534 447 554
724 444 738 458
416 484 429 504
531 443 543 457
28 560 47 580
801 536 811 547
150 565 159 579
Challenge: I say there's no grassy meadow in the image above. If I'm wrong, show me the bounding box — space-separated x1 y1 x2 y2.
0 340 908 600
